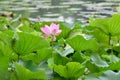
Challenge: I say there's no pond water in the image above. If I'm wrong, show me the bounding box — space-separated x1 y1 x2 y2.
0 0 120 23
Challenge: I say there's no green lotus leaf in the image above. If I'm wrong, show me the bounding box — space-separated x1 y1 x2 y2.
14 62 46 80
90 14 120 36
54 62 85 79
67 35 98 51
99 70 120 80
13 32 50 55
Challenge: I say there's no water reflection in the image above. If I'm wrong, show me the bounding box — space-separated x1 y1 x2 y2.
0 0 119 23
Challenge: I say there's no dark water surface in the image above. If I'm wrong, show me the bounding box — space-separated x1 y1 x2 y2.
0 0 120 23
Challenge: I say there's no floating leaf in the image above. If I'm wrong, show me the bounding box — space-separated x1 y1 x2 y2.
54 62 85 79
0 30 14 46
0 53 9 80
103 60 120 71
72 52 89 63
13 32 49 55
86 61 101 73
54 53 69 65
21 47 52 64
87 58 120 73
90 14 120 36
14 62 46 80
61 47 74 57
67 35 98 51
33 47 52 64
85 74 100 80
91 54 109 67
99 70 120 80
57 22 71 39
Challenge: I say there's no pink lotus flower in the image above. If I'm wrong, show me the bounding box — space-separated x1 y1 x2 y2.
40 23 62 41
